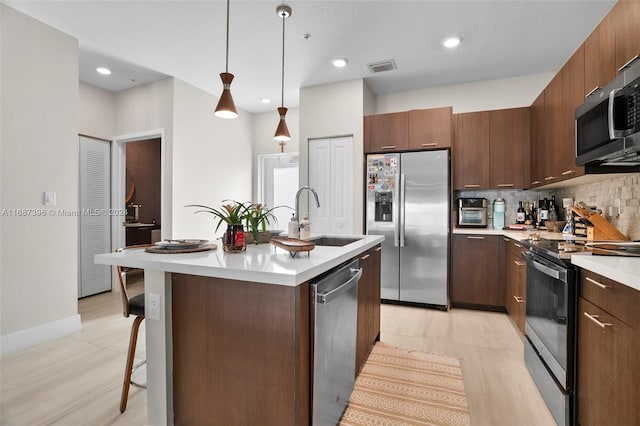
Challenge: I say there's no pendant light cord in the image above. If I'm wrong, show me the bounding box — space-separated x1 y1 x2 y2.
280 10 285 108
225 0 230 73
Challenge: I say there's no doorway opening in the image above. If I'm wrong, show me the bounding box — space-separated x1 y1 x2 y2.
258 152 299 232
111 129 167 292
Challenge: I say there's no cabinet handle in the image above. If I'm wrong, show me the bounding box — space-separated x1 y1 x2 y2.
514 243 523 248
531 180 541 185
583 312 612 329
544 176 556 181
618 54 640 72
585 276 608 290
513 260 526 267
513 296 525 303
504 238 510 242
381 145 396 150
585 86 601 98
497 183 514 188
463 184 480 188
561 170 575 176
360 253 370 260
466 236 485 240
421 143 437 147
375 246 382 252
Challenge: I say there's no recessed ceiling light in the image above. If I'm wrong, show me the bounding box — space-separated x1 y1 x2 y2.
443 36 462 49
331 58 349 68
96 67 111 75
261 97 272 104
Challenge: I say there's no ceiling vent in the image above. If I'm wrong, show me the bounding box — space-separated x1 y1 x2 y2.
367 59 397 73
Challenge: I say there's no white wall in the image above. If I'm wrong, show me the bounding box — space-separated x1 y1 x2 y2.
375 72 554 114
171 79 254 240
1 5 80 351
115 78 175 238
251 108 299 201
79 81 116 140
363 82 375 116
299 79 366 233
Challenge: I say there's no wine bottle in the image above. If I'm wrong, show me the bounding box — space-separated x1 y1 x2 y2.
548 196 558 221
539 198 549 227
516 201 526 224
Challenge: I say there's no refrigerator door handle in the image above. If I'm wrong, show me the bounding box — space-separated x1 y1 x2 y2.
393 173 400 247
400 173 406 247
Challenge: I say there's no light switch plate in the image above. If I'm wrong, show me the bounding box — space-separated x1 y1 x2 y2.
43 191 56 206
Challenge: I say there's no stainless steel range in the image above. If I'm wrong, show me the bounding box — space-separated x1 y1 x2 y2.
520 238 581 426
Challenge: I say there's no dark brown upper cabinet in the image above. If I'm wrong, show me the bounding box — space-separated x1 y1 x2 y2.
364 112 408 153
408 107 452 150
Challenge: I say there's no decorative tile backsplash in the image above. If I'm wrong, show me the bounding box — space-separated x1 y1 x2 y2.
456 172 640 240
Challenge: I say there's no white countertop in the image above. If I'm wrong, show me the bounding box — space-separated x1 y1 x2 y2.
95 234 384 287
571 255 640 292
453 227 639 292
452 227 585 242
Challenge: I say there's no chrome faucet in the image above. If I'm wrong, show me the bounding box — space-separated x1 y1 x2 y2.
295 186 320 223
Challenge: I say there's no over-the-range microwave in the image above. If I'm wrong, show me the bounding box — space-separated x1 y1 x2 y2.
575 58 640 171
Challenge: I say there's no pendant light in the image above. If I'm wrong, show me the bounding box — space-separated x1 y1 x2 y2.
214 0 238 119
274 5 292 150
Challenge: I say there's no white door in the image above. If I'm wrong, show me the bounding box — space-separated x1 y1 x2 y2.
79 136 111 297
309 136 354 234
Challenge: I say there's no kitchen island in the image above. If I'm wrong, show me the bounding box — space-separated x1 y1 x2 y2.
95 234 383 426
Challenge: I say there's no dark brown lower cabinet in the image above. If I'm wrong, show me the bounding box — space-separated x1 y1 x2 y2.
451 234 502 309
577 269 640 425
171 275 310 426
356 245 382 374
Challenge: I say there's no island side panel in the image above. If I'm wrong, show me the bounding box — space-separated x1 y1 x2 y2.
171 274 310 426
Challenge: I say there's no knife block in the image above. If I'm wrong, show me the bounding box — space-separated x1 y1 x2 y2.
572 206 629 241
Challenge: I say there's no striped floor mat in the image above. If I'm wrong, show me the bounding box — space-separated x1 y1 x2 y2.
340 342 471 426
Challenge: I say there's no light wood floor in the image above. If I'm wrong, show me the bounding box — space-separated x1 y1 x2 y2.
1 290 555 425
381 304 556 426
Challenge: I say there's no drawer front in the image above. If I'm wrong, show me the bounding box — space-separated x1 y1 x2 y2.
509 239 527 262
579 269 640 328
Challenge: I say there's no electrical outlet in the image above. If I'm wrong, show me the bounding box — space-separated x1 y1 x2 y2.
148 293 161 320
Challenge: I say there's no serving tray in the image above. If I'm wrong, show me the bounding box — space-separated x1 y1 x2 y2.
270 237 315 258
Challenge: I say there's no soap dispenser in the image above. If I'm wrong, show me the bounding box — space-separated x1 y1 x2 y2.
288 213 299 239
300 213 310 240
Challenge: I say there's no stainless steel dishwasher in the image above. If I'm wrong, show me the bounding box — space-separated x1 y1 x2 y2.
311 258 362 426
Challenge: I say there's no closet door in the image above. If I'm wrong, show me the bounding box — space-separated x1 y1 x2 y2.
308 136 353 234
79 136 111 297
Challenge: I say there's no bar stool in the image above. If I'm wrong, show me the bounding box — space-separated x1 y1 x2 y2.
116 244 152 413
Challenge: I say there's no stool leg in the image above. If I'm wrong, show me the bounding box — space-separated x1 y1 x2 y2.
120 315 145 413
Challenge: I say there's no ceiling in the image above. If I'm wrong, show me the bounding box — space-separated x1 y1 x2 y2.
4 0 616 114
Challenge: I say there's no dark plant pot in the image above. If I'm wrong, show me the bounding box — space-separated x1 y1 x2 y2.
245 231 271 245
223 224 246 252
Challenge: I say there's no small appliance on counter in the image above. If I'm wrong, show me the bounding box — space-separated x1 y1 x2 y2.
457 198 488 228
126 203 141 223
493 198 505 229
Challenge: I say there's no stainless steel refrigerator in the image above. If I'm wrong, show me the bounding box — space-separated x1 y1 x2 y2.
365 150 450 307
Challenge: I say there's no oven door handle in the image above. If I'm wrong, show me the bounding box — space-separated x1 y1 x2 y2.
524 252 567 281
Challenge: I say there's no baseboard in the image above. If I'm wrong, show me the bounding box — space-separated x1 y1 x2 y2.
0 314 82 356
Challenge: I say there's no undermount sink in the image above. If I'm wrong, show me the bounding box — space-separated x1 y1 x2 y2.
307 236 363 247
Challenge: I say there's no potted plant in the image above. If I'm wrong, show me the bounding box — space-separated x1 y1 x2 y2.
241 203 284 244
186 201 247 252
